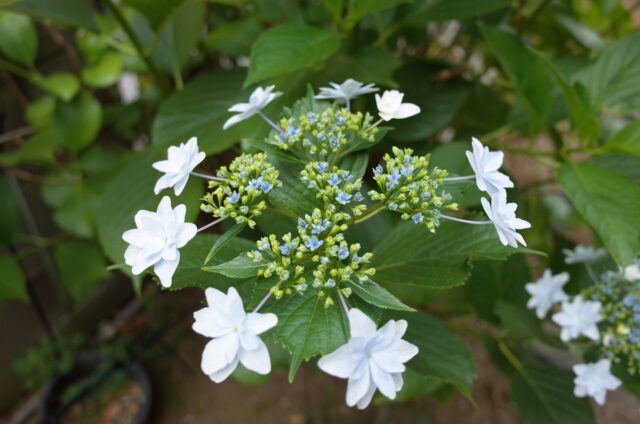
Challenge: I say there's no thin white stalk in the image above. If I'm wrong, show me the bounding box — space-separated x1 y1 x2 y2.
441 214 492 225
190 171 225 182
197 217 225 233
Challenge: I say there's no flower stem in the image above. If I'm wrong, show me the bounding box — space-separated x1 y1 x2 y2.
441 215 491 225
442 175 475 182
197 217 225 233
362 118 384 135
346 98 351 112
337 290 349 316
258 111 284 135
345 201 386 226
585 263 598 284
190 171 225 182
253 290 273 313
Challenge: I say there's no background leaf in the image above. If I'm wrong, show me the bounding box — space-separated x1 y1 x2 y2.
0 255 28 304
54 241 109 302
0 10 38 66
8 0 98 31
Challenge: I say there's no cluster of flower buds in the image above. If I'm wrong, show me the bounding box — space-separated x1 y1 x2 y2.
584 272 640 374
369 147 457 231
201 153 280 229
300 162 367 216
268 107 378 161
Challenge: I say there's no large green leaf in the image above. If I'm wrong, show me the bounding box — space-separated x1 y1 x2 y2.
203 254 263 278
8 0 98 31
0 255 28 303
346 278 414 311
322 48 401 88
344 0 410 28
81 52 123 88
576 31 640 113
533 51 599 141
152 70 268 153
205 222 247 263
268 159 323 216
267 288 349 381
510 363 595 424
0 177 19 246
32 73 79 102
245 25 341 86
409 0 514 23
372 221 534 291
558 162 640 266
494 302 565 349
55 241 109 302
587 154 640 186
51 93 102 153
123 0 186 29
386 310 476 397
204 17 262 57
478 24 552 133
604 118 640 156
0 129 58 166
0 10 38 66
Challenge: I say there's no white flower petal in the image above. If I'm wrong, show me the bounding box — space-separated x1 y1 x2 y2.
244 312 278 335
318 343 360 378
192 307 232 338
348 309 377 339
346 368 371 407
207 357 239 383
154 256 179 287
239 339 271 374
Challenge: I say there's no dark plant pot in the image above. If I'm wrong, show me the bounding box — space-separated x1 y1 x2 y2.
36 353 152 424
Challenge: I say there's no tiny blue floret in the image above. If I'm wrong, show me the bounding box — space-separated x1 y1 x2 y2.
227 191 240 204
305 236 324 251
412 213 424 224
336 190 352 205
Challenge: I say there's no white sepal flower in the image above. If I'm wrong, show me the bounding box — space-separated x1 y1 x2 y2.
193 287 277 383
317 308 418 409
623 261 640 281
552 296 602 342
525 269 569 318
118 71 141 104
122 196 197 287
315 79 378 103
465 137 514 195
562 245 607 264
481 190 531 248
152 137 206 195
573 359 621 405
223 85 282 130
375 90 420 121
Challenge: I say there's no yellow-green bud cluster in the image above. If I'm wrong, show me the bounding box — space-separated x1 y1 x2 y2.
583 272 640 374
300 162 367 216
267 107 378 162
369 146 458 231
201 153 281 229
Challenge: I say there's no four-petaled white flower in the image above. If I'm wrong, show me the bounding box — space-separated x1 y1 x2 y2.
573 359 621 405
481 190 531 248
552 296 602 342
525 269 569 318
315 79 378 104
465 137 514 195
152 137 206 195
318 308 418 409
193 287 278 383
562 245 607 264
123 196 197 287
375 90 421 121
223 85 283 130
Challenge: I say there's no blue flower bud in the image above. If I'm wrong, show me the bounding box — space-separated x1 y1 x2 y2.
338 247 349 260
317 162 328 172
336 190 352 205
412 213 424 224
228 191 240 204
298 218 307 229
305 236 324 251
327 173 341 186
373 165 383 175
279 244 291 255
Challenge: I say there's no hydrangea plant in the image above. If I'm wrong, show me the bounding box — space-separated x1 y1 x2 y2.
122 80 531 408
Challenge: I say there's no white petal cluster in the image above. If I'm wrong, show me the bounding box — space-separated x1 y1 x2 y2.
525 269 569 318
375 90 420 121
562 245 607 264
552 296 602 342
152 137 206 195
193 287 278 382
315 79 378 104
318 309 418 409
123 196 197 287
465 137 513 195
573 359 621 405
223 85 282 130
481 190 531 248
623 261 640 281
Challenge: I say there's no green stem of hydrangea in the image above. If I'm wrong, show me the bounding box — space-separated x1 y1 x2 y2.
346 201 386 226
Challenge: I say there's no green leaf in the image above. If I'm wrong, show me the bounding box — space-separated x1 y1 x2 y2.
204 17 261 57
32 73 79 102
385 310 476 397
345 0 410 27
0 129 58 166
0 177 19 246
267 288 349 381
51 93 102 153
203 254 263 279
337 151 368 180
81 51 123 88
558 162 640 266
510 363 595 424
268 160 323 216
372 221 538 291
205 223 247 263
533 51 600 141
123 0 187 29
171 234 256 291
494 302 565 349
323 48 401 88
97 150 204 266
152 70 268 154
604 118 640 156
587 154 640 186
409 0 514 23
0 255 28 302
346 278 414 311
245 25 341 86
0 11 38 66
576 31 640 113
478 24 552 133
55 241 109 302
8 0 98 31
25 96 55 130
